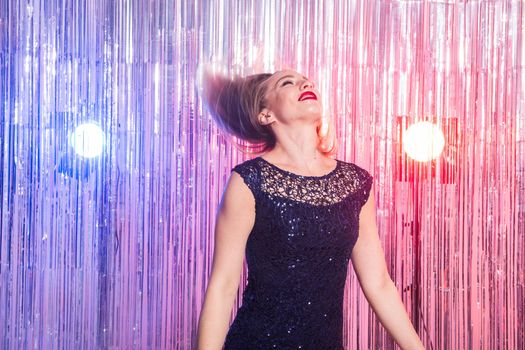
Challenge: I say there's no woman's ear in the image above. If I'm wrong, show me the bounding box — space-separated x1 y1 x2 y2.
258 109 275 126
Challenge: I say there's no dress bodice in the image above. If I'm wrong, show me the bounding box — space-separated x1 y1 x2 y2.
223 156 373 350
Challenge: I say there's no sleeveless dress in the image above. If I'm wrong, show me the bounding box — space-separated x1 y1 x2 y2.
223 156 373 350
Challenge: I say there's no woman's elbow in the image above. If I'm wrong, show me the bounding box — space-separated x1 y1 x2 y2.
206 275 241 299
362 269 393 295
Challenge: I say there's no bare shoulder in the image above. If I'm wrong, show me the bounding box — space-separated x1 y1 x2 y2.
218 170 256 217
207 170 256 295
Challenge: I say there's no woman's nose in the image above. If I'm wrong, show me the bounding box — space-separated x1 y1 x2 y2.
301 80 313 89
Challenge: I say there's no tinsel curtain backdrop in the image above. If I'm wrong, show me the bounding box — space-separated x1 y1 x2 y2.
0 0 524 349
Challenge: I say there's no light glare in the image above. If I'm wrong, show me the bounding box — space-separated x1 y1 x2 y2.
403 121 445 162
70 123 105 158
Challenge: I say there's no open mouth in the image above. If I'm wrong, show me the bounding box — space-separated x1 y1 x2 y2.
298 91 317 101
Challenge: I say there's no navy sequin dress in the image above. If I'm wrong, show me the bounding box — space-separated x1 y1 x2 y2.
223 156 373 350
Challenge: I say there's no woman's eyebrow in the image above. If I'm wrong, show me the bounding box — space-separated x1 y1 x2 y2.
274 75 309 87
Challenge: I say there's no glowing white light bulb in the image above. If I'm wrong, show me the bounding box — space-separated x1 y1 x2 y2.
402 121 445 162
70 123 105 158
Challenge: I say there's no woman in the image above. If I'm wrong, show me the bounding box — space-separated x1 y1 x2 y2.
196 68 425 349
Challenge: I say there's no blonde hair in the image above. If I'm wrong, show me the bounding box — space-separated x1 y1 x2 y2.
200 71 276 153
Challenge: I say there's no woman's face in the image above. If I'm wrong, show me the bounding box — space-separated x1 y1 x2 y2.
260 70 322 126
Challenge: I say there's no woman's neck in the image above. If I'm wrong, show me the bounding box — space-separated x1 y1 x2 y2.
262 124 327 168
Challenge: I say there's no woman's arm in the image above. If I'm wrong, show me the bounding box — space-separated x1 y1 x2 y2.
197 172 256 350
351 183 425 350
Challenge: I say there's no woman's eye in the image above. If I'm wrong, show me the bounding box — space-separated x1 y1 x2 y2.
282 80 293 86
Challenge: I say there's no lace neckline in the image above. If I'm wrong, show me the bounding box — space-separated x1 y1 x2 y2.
256 156 340 179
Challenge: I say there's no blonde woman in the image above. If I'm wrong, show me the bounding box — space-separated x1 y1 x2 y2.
197 69 424 350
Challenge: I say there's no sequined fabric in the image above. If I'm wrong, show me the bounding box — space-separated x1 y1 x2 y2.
223 157 373 350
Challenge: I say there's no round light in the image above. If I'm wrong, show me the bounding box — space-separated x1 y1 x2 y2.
70 123 105 158
402 121 445 162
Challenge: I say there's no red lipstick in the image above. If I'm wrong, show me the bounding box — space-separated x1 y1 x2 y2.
298 91 317 101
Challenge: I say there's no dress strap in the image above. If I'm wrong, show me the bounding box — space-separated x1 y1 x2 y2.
355 167 374 209
231 158 261 199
